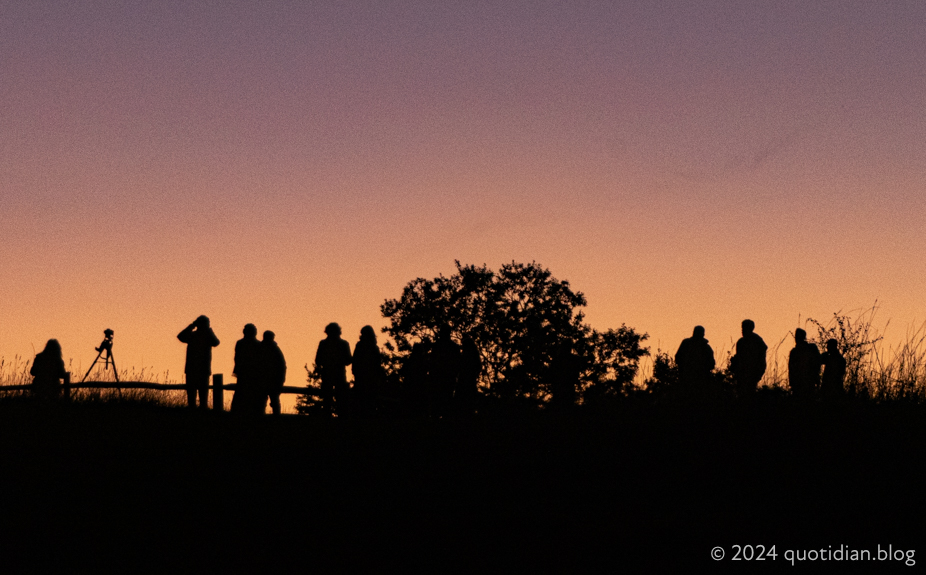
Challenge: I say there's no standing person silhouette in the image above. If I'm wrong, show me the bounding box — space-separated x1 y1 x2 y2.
731 319 767 398
401 340 431 417
232 324 261 414
429 327 460 419
788 328 821 399
675 326 716 396
260 330 287 416
550 339 580 413
456 335 482 417
351 325 384 418
177 315 220 410
820 338 847 400
30 339 67 400
315 323 352 417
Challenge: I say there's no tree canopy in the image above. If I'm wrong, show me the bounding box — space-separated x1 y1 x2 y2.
381 261 649 406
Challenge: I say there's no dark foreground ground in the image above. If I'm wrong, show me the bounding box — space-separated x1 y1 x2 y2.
0 397 923 573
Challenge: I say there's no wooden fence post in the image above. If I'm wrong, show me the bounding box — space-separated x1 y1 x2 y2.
63 371 71 401
213 373 224 411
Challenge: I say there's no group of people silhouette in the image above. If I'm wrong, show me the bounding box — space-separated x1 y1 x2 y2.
674 319 846 400
181 317 392 416
25 317 849 411
178 315 288 414
179 318 484 417
399 327 482 418
309 322 480 418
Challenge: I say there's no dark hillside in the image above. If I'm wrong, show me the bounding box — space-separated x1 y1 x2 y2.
1 399 923 572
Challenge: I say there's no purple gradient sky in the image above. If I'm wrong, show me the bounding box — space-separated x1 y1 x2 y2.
2 2 925 405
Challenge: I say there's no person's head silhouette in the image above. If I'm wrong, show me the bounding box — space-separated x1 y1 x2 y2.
196 315 210 329
324 323 342 338
360 325 376 343
742 319 755 336
826 338 839 353
795 328 807 343
692 325 705 339
43 339 62 358
263 330 275 342
243 324 257 338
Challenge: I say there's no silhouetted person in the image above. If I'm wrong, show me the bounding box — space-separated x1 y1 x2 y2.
30 339 66 400
351 326 384 418
456 335 482 416
731 319 767 398
550 340 580 412
232 324 262 414
402 341 431 417
820 338 846 400
315 323 352 417
177 315 220 410
674 326 716 397
788 328 821 399
429 327 460 418
260 331 287 416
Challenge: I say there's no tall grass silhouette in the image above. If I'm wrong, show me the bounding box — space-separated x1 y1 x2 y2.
756 305 926 401
0 356 186 407
0 355 36 390
762 302 926 403
804 305 926 401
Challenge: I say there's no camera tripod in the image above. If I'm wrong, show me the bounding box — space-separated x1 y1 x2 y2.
81 329 120 383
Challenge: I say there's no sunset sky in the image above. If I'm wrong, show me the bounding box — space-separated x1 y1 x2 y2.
2 2 924 407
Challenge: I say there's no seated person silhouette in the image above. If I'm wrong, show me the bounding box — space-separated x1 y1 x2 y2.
31 339 67 400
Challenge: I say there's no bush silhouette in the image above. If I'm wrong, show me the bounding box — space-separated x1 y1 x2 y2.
381 260 649 409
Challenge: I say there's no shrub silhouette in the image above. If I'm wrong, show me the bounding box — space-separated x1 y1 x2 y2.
294 363 324 415
380 260 648 409
806 304 926 402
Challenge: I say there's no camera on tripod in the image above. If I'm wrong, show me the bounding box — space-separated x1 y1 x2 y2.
82 328 119 383
96 329 115 353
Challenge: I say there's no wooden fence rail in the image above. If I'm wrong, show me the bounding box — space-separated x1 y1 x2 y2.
0 373 320 411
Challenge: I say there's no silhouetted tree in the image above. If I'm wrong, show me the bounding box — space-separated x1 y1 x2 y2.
381 261 649 408
294 364 324 415
642 351 678 400
581 325 650 402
